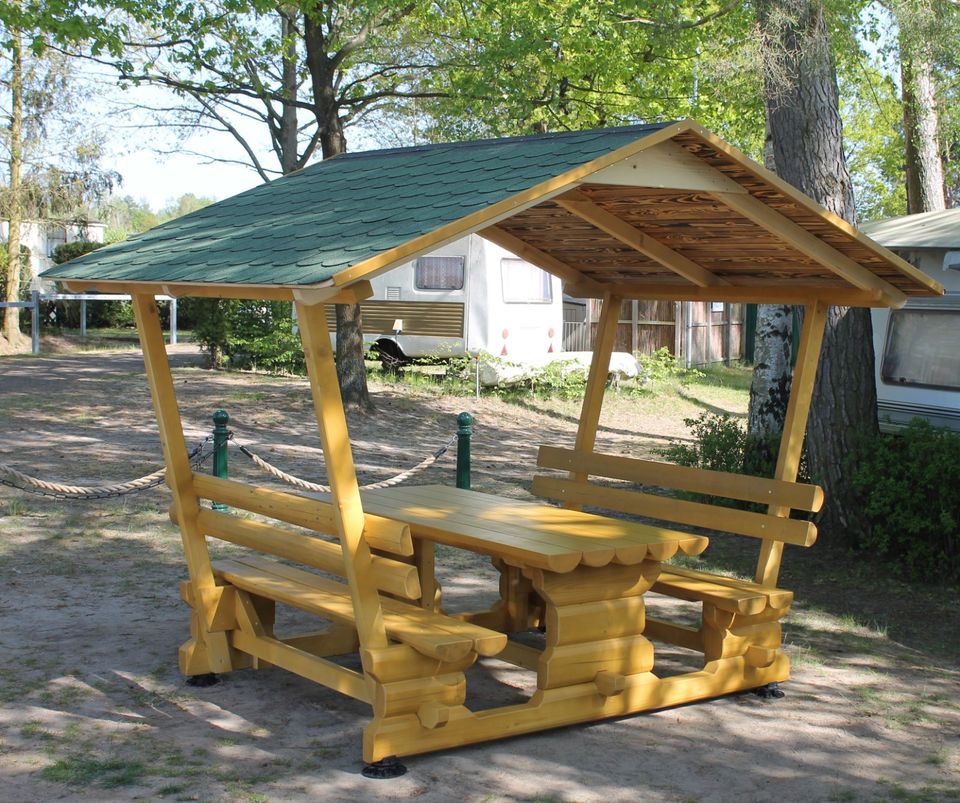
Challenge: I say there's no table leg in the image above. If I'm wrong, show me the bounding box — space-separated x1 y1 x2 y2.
527 560 661 690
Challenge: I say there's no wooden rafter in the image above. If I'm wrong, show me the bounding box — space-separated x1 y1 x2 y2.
710 191 908 306
480 224 605 293
555 190 728 288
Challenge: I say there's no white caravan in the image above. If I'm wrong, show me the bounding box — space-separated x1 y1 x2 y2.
862 209 960 433
343 234 564 367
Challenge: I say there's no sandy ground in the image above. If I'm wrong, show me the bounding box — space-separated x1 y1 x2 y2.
0 345 958 803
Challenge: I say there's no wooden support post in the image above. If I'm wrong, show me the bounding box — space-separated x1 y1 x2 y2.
754 300 829 587
294 301 390 666
131 294 232 674
567 292 622 507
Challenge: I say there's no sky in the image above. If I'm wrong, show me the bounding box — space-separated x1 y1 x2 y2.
98 73 389 211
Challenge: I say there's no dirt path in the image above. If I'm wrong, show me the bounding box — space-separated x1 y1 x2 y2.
1 347 957 802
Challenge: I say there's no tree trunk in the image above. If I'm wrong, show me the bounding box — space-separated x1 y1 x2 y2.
278 9 300 176
757 0 877 540
901 52 946 213
748 304 793 435
304 13 373 412
748 117 794 439
3 25 25 347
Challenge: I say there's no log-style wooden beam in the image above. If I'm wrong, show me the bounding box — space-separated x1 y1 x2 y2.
555 190 729 288
479 224 605 293
710 191 908 306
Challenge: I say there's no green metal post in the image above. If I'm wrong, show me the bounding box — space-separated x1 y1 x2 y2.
456 412 473 490
212 409 229 510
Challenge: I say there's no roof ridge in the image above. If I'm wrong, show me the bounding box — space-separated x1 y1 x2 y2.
326 121 675 162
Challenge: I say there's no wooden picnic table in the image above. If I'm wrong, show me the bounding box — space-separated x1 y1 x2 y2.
361 484 709 691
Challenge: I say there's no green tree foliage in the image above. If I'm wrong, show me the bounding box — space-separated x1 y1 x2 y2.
393 0 764 153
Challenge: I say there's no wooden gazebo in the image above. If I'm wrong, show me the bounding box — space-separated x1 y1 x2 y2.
44 120 942 764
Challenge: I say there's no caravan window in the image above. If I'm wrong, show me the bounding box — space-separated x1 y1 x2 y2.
415 256 465 290
881 309 960 390
501 258 552 303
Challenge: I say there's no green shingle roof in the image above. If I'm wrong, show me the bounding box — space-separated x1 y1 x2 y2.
43 123 670 287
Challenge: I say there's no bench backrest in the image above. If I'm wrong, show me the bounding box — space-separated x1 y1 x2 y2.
533 446 822 548
183 473 422 600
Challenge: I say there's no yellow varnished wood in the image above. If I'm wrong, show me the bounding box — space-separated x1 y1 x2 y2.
537 447 824 512
194 507 421 599
295 300 389 659
132 294 232 675
215 556 506 659
569 292 621 501
556 190 729 288
232 591 370 701
532 475 817 546
192 473 413 555
710 191 907 306
755 301 829 586
362 485 707 569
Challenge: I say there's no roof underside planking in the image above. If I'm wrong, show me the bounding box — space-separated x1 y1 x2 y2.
44 119 943 308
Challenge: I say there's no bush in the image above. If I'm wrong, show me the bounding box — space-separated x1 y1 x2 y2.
224 300 303 374
51 240 103 265
658 412 802 509
851 419 960 583
635 347 703 384
191 298 233 368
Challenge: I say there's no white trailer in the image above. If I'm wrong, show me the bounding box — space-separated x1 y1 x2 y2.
862 210 960 433
336 234 564 367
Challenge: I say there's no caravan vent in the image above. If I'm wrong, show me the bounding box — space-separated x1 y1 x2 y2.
943 252 960 272
386 286 401 300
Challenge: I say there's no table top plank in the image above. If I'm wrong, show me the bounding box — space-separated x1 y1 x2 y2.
361 485 708 571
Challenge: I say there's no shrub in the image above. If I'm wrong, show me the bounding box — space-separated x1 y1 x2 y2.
224 300 304 374
51 240 103 265
851 419 960 583
635 347 703 384
658 412 801 509
192 298 233 368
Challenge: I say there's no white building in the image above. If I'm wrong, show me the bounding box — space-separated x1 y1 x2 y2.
1 219 106 285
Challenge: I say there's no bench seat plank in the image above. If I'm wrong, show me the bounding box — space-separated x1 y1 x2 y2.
213 557 507 662
652 566 793 615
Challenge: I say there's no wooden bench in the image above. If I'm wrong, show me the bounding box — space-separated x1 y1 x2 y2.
532 445 823 684
175 472 506 738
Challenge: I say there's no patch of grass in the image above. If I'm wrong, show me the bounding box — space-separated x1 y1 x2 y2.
2 497 29 517
20 721 55 741
829 790 857 802
39 756 147 788
224 780 270 802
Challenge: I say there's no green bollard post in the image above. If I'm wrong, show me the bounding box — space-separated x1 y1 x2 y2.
212 410 229 511
456 412 473 490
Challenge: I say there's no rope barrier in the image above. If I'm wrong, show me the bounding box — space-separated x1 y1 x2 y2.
1 419 462 502
0 440 212 500
234 433 457 494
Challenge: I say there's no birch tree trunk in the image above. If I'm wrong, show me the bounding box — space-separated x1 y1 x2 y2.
748 305 793 434
901 50 946 213
748 120 794 437
757 0 877 539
